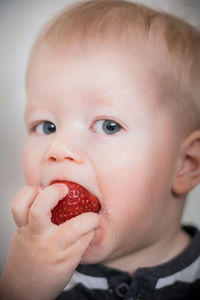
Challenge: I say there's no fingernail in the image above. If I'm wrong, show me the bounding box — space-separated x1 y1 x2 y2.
57 183 69 193
91 214 100 228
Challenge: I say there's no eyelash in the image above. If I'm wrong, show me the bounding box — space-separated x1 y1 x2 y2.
29 121 55 135
91 118 124 135
30 118 124 136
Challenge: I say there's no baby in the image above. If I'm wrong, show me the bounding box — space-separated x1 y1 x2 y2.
1 0 200 299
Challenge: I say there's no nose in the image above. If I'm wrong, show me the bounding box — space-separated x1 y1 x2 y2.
45 135 84 164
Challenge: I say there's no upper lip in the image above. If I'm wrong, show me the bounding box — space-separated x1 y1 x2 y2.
50 179 68 185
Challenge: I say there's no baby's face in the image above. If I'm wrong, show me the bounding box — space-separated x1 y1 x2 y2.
24 41 181 266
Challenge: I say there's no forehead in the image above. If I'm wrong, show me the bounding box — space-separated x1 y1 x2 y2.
26 39 167 111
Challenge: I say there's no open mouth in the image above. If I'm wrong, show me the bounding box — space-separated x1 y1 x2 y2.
50 180 100 225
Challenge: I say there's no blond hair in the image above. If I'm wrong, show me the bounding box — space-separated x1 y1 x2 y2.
30 0 200 135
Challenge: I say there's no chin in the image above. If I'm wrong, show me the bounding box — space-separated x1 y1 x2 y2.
81 228 108 264
81 244 106 264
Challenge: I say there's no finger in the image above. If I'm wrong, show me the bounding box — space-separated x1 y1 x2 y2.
60 230 96 270
73 230 95 258
11 186 39 227
28 183 68 234
54 212 100 250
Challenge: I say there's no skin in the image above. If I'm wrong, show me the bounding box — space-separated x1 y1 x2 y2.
1 39 199 299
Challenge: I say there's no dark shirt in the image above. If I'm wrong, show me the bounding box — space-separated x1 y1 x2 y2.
56 226 200 299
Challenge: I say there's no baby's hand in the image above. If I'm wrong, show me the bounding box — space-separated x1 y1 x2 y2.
0 184 100 300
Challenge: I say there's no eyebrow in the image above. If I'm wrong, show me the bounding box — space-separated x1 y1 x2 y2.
24 88 122 124
85 89 118 106
24 105 49 124
89 98 113 106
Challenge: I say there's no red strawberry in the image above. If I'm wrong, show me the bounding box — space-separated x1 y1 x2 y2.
51 181 100 225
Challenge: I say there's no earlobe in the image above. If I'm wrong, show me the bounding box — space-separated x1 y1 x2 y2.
172 130 200 195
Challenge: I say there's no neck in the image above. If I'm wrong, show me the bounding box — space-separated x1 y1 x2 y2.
103 227 191 275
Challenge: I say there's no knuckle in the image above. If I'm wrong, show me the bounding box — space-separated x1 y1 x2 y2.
10 200 18 215
11 186 36 209
11 193 23 214
29 206 41 220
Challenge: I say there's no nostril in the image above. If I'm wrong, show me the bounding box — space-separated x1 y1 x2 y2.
45 144 84 163
48 156 57 162
66 157 73 161
48 156 74 162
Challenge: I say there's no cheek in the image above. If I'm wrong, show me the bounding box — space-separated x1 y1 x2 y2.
93 138 175 227
23 141 43 186
93 144 149 227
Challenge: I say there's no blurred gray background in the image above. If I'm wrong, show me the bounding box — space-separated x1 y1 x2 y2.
0 0 200 275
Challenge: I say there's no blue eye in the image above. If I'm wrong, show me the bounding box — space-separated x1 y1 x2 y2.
34 121 56 135
93 119 122 135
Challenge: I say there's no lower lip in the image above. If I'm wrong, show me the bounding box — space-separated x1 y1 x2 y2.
91 213 105 242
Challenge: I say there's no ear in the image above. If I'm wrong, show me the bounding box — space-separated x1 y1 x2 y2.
172 130 200 195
